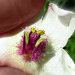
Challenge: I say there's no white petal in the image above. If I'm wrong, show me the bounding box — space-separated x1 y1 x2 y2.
39 49 75 75
36 3 75 50
32 3 75 75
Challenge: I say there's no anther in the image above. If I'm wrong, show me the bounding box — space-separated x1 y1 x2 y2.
31 27 36 33
24 31 29 44
35 38 46 47
37 30 45 35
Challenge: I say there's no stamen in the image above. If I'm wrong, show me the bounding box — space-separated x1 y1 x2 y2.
35 38 46 47
24 31 29 44
31 27 36 33
37 30 45 35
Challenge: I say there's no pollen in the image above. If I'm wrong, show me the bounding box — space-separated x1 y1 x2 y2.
37 30 45 35
17 27 47 62
31 27 36 33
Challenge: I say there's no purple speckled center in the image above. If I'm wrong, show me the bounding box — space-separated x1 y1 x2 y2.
17 31 47 62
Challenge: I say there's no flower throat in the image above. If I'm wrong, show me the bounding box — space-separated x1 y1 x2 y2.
17 27 47 62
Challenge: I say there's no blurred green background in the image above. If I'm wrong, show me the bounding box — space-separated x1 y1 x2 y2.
44 0 75 62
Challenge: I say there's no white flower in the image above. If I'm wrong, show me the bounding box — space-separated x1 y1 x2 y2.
0 3 75 75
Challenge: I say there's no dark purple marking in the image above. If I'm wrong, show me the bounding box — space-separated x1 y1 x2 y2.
31 41 47 62
17 31 47 62
30 33 40 43
25 44 32 53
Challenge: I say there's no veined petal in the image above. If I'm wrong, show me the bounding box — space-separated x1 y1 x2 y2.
35 3 75 50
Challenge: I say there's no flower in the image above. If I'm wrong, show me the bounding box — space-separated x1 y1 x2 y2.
0 3 75 75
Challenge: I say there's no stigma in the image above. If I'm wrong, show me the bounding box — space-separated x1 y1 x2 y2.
17 27 47 62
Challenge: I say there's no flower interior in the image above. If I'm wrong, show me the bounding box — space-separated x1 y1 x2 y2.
17 27 47 62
